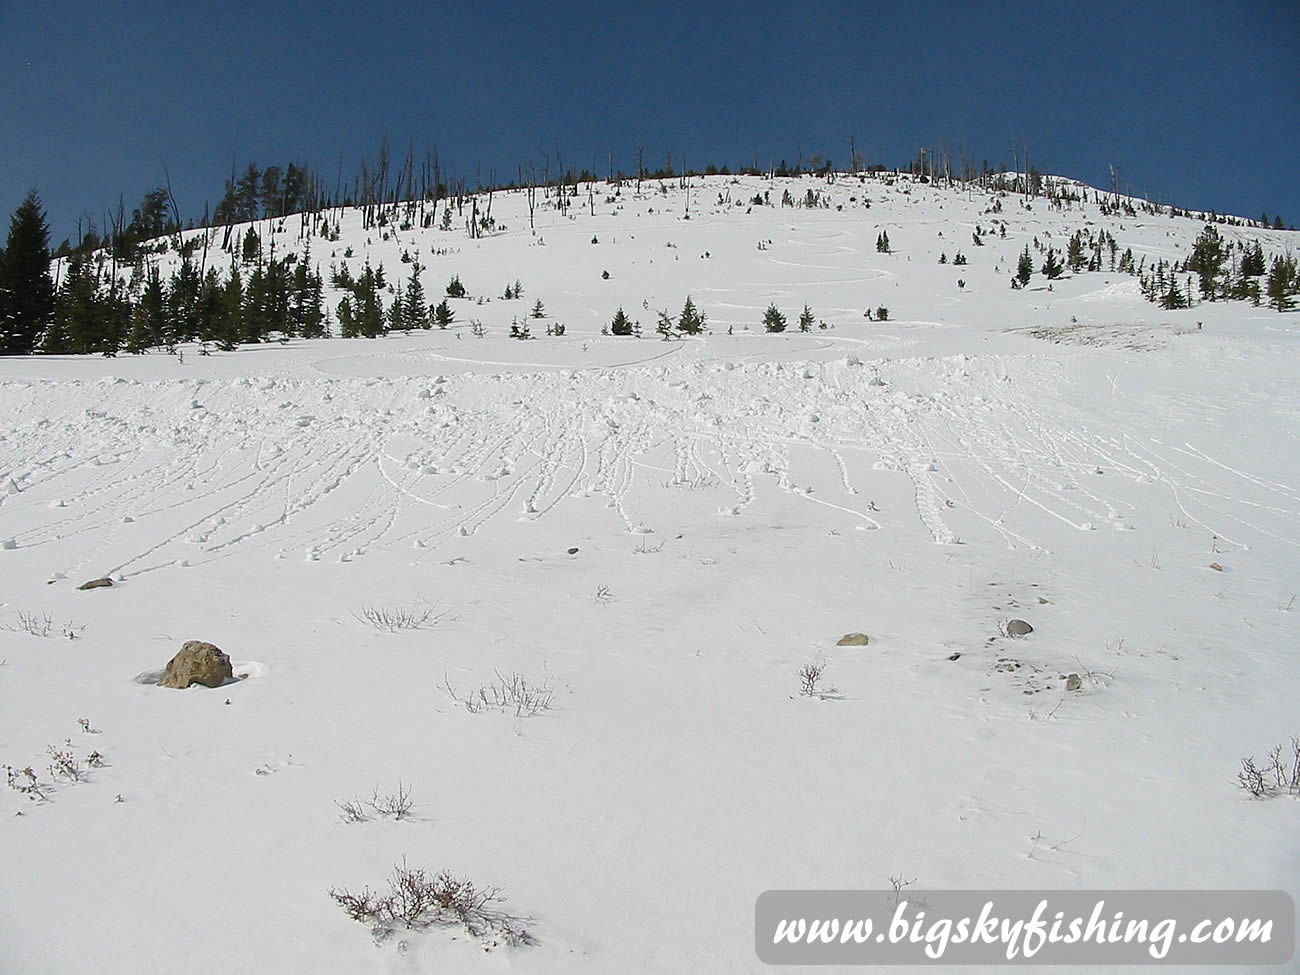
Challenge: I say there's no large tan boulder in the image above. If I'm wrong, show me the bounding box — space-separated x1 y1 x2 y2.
836 632 870 646
158 641 234 689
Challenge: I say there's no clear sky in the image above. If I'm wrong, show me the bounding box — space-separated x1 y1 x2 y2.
3 0 1297 243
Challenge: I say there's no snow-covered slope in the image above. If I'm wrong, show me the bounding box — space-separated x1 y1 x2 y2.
3 174 1298 974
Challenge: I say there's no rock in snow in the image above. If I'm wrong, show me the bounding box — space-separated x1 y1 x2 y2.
157 641 234 689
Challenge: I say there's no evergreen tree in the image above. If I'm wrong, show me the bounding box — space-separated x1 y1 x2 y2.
530 299 546 319
50 253 105 354
433 299 454 328
1067 234 1086 273
235 163 261 222
1042 248 1063 279
168 254 202 345
259 166 283 219
1160 276 1189 310
1186 225 1227 300
798 304 815 332
1241 241 1266 278
126 266 167 353
0 190 55 354
876 231 891 253
292 256 326 338
610 306 633 335
762 302 787 332
1266 255 1298 312
195 268 224 346
655 310 674 339
354 262 385 337
216 267 244 350
243 264 269 342
1016 246 1034 286
403 260 430 330
677 295 706 335
99 284 129 356
337 295 358 338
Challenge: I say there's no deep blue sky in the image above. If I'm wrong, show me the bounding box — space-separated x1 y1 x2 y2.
3 0 1297 243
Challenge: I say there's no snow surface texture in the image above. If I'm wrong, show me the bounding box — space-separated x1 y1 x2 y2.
2 174 1298 974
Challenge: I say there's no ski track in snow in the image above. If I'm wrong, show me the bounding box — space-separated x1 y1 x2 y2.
2 348 1292 576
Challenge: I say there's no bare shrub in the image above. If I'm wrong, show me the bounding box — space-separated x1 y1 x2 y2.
7 611 85 639
353 606 447 633
442 670 555 717
1239 737 1300 798
368 781 415 819
1238 758 1267 798
337 799 369 823
47 741 81 782
330 859 533 946
4 765 48 802
798 662 826 697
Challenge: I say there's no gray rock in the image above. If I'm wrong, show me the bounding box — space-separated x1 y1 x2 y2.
158 641 234 689
78 577 113 590
1006 619 1033 636
1065 673 1083 692
836 632 870 646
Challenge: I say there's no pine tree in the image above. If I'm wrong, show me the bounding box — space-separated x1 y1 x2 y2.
403 260 429 330
243 264 269 342
1016 246 1034 286
52 253 112 354
337 295 358 338
798 304 815 332
677 296 706 335
655 310 674 339
1042 248 1063 279
1241 241 1266 278
1067 234 1085 273
241 226 260 263
127 266 167 352
168 254 202 345
1266 255 1298 312
0 190 55 354
610 307 633 336
1160 276 1188 310
530 299 546 319
292 258 326 338
876 231 891 253
1186 225 1227 300
433 299 454 328
355 263 386 337
762 303 787 332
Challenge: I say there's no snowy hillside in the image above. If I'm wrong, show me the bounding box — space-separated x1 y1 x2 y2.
2 173 1298 974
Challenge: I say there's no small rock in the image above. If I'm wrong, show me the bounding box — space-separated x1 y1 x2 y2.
1006 619 1033 636
157 641 234 689
1209 562 1223 572
1037 596 1049 604
947 652 962 661
1065 673 1083 692
836 632 870 646
567 547 579 555
78 577 114 590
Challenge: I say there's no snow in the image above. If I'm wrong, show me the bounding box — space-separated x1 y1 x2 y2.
2 174 1298 974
